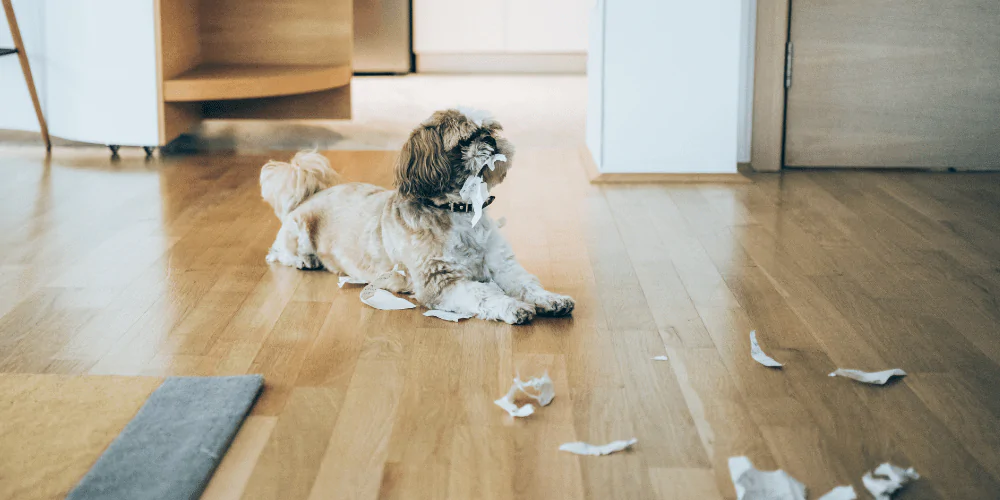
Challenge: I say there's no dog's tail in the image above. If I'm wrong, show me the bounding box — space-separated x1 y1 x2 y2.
260 150 341 219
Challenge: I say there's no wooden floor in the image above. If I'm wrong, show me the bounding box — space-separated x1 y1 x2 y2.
1 148 1000 499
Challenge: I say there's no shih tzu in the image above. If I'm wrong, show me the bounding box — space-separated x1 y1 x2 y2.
259 109 575 324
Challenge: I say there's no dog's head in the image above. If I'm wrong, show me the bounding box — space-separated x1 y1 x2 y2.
394 108 515 201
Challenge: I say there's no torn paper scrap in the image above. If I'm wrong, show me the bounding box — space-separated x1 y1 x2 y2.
494 395 534 418
496 216 507 229
652 356 669 361
494 383 535 418
360 286 416 310
460 175 489 227
513 373 555 406
424 310 473 322
828 368 906 385
559 438 637 456
817 485 857 500
338 276 367 288
728 456 807 500
862 463 919 500
494 373 554 418
750 330 783 368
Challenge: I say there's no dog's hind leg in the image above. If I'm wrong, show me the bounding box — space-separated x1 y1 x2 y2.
266 219 322 270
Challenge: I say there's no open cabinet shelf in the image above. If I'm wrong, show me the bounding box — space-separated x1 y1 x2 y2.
163 63 351 102
156 0 352 145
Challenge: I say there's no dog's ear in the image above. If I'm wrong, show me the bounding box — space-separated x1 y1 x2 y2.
395 126 451 198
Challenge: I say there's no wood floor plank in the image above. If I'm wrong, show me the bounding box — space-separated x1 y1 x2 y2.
247 301 332 416
306 360 405 500
241 388 341 500
1 149 999 498
648 467 725 500
201 416 278 500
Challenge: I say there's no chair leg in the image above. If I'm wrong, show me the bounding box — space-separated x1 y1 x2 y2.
2 0 51 152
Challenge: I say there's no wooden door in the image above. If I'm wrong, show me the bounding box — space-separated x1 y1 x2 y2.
784 0 1000 168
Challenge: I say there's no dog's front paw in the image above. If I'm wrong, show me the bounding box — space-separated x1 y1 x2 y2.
533 293 575 317
500 301 536 325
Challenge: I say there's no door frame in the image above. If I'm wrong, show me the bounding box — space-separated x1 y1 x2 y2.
750 0 790 172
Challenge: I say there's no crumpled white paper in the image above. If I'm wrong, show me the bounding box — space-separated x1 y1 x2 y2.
559 438 637 456
493 373 555 418
338 276 367 288
652 356 669 361
817 485 857 500
423 310 473 322
862 463 919 500
750 330 783 368
460 175 490 227
728 456 807 500
360 286 416 310
828 368 906 385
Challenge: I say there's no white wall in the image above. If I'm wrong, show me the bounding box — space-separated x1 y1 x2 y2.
588 0 755 172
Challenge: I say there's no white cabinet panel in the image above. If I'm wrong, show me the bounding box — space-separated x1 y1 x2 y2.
505 0 588 52
45 1 159 146
413 0 506 53
0 0 159 146
590 0 741 173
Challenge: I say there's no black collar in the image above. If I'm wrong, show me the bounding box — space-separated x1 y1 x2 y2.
424 196 496 213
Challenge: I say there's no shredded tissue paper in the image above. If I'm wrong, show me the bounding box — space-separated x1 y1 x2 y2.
829 369 906 385
750 330 784 368
559 439 638 456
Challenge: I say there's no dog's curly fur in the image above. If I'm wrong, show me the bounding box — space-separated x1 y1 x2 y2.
260 109 574 324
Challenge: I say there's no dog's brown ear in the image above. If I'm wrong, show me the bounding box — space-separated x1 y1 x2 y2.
395 127 451 198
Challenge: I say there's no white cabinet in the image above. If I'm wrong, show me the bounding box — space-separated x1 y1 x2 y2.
0 0 160 147
587 0 741 173
413 0 506 53
505 0 589 53
413 0 589 69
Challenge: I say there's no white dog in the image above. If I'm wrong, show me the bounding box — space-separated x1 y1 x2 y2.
259 109 574 324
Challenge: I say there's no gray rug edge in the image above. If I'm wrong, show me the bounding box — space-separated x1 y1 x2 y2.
67 374 264 500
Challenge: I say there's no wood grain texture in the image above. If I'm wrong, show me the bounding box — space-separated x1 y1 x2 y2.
0 374 163 500
164 64 351 102
750 0 789 172
155 0 203 145
199 0 352 66
1 149 999 498
785 0 1000 168
154 0 353 142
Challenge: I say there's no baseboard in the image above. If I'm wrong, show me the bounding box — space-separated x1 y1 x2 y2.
416 53 587 74
580 149 752 184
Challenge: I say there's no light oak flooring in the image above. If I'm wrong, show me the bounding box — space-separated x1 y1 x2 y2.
1 149 999 499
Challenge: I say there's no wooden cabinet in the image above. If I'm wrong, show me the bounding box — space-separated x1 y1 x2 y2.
0 0 352 148
157 0 353 146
